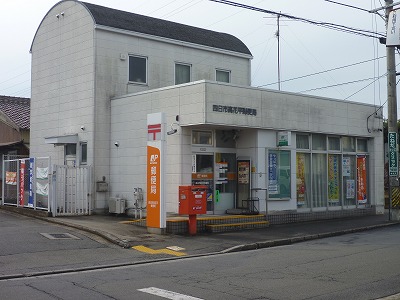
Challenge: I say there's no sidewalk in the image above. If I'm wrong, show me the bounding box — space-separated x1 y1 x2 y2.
38 211 399 256
1 206 398 256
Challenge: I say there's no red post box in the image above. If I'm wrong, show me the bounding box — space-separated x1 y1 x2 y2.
179 185 207 235
179 185 207 215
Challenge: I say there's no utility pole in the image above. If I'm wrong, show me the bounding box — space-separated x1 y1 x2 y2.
276 14 281 90
385 0 399 220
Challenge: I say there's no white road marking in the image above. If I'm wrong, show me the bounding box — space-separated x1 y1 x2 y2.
138 287 203 300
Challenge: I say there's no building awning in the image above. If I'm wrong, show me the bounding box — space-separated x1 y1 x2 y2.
45 134 78 145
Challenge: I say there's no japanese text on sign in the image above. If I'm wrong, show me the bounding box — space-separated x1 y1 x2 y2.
389 132 398 177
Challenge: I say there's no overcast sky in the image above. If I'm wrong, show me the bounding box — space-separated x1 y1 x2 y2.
0 0 394 115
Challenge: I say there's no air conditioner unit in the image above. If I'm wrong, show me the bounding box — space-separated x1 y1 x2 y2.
109 197 126 214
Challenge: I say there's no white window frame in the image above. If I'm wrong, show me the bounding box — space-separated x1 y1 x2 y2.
80 142 88 165
128 54 148 84
216 69 231 83
175 62 192 85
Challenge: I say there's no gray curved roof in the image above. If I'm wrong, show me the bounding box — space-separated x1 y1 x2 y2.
82 2 252 56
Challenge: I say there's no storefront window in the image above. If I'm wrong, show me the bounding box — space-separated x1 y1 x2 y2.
357 139 368 152
312 134 326 150
357 155 368 205
328 136 340 151
296 134 309 149
215 130 236 148
296 153 311 208
312 153 327 207
268 150 291 199
342 137 356 152
343 155 356 206
328 154 341 206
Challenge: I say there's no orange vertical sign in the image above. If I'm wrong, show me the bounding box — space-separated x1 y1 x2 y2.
147 145 161 228
357 156 367 204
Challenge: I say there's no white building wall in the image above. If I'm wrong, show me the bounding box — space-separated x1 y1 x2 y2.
94 29 251 99
30 1 95 166
111 84 207 212
111 81 383 214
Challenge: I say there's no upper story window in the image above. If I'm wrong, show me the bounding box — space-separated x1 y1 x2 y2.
129 55 147 84
80 142 87 165
216 69 231 83
175 63 191 84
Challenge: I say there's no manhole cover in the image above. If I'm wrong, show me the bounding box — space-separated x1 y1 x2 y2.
40 233 80 240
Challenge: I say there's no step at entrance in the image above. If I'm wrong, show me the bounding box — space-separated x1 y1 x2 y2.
166 214 269 234
206 220 269 233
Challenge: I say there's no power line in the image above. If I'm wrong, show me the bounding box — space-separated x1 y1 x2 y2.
324 0 371 13
209 0 384 39
257 56 386 88
299 77 378 93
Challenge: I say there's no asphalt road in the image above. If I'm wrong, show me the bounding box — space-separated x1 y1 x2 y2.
1 223 400 299
0 210 176 278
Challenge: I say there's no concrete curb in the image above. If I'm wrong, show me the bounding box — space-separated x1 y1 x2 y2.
40 217 131 248
222 222 400 253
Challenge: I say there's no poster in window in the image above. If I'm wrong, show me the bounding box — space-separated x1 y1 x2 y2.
342 157 351 176
238 161 250 184
5 171 17 185
346 180 355 199
268 153 278 194
328 155 339 203
296 154 306 206
357 156 367 204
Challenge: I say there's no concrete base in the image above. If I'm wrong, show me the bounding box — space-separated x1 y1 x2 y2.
373 205 385 215
147 227 166 235
390 209 400 221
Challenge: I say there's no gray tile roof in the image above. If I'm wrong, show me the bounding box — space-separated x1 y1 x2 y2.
0 95 30 130
82 2 252 56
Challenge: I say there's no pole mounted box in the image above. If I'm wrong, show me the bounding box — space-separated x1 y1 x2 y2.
179 185 207 215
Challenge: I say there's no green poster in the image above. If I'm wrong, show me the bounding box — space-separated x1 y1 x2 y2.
328 155 339 203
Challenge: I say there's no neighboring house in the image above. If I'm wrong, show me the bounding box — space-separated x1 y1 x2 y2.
30 1 384 218
0 95 30 198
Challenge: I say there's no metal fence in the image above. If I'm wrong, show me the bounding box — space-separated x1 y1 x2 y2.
2 157 51 212
2 157 92 216
52 165 92 216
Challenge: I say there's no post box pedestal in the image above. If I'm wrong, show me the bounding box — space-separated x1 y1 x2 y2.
188 214 197 235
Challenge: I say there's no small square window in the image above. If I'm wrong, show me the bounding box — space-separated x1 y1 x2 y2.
328 136 340 151
216 69 230 83
129 55 147 84
342 137 356 152
312 134 326 150
192 130 213 145
357 139 368 152
175 63 191 84
296 134 309 149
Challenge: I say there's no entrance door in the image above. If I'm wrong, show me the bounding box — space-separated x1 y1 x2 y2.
214 153 236 214
191 153 214 212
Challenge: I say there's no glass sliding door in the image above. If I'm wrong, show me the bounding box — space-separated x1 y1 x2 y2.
192 154 214 212
296 153 311 208
312 153 327 208
328 154 341 207
342 155 356 207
